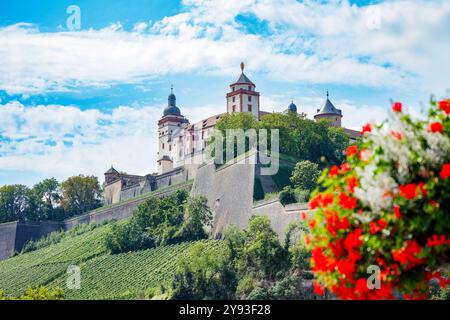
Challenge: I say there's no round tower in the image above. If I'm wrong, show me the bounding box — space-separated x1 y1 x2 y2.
314 91 342 127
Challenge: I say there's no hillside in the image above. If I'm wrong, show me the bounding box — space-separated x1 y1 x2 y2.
0 221 224 299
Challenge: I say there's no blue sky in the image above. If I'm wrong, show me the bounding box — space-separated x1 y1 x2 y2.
0 0 449 186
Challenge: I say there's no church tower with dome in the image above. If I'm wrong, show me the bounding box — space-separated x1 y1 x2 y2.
157 86 189 175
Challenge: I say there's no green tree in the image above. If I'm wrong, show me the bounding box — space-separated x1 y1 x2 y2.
60 175 102 217
0 184 32 223
171 242 237 300
290 160 320 191
236 215 289 280
32 178 62 220
258 113 349 165
175 196 213 241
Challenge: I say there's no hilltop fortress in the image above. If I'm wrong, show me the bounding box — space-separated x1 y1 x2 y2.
103 63 361 208
0 64 362 261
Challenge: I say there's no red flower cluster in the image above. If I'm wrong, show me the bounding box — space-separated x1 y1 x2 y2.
392 240 425 270
361 123 372 135
428 122 444 133
439 99 450 115
338 192 358 210
393 205 401 219
313 281 325 295
398 183 417 199
369 218 388 235
346 145 358 157
309 192 334 209
426 234 448 247
346 176 358 193
329 165 339 177
392 102 402 113
325 210 350 236
440 163 450 179
308 99 449 300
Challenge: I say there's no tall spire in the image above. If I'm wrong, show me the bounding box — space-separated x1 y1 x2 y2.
240 62 244 73
171 84 173 94
327 90 329 99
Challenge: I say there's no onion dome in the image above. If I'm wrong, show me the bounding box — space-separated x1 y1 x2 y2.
163 85 181 116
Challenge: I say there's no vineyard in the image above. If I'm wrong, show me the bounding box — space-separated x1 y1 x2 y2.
0 221 225 299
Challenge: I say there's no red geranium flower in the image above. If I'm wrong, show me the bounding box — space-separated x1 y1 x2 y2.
346 145 358 157
428 122 444 133
313 281 325 295
346 176 358 193
438 99 450 115
394 205 401 219
392 240 425 270
399 183 417 200
361 123 372 135
392 102 402 113
338 192 358 210
427 235 447 247
329 165 339 177
439 163 450 179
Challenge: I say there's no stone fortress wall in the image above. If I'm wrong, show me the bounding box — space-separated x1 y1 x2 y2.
0 182 193 261
0 154 307 261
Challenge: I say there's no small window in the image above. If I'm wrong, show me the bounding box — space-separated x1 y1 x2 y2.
232 86 235 91
162 143 164 149
169 145 172 151
232 105 236 112
248 96 251 102
232 96 235 102
248 86 251 91
248 104 252 112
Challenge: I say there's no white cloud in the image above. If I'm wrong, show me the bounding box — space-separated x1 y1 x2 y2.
0 101 162 182
0 0 448 95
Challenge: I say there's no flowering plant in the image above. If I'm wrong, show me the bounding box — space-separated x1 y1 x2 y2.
307 98 450 299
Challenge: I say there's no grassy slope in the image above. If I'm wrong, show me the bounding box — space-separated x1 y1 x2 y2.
0 222 224 299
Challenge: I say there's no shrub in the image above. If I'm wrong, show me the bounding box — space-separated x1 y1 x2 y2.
105 191 212 253
1 287 64 300
279 186 296 206
290 160 320 191
307 98 450 299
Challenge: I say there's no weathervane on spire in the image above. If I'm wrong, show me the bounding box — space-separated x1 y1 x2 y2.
326 90 329 99
171 84 173 94
240 62 244 73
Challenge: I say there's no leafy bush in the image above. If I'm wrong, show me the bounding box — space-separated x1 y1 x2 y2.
294 189 310 203
279 186 297 206
105 191 212 254
0 287 64 300
290 160 320 191
308 98 450 299
171 242 237 300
